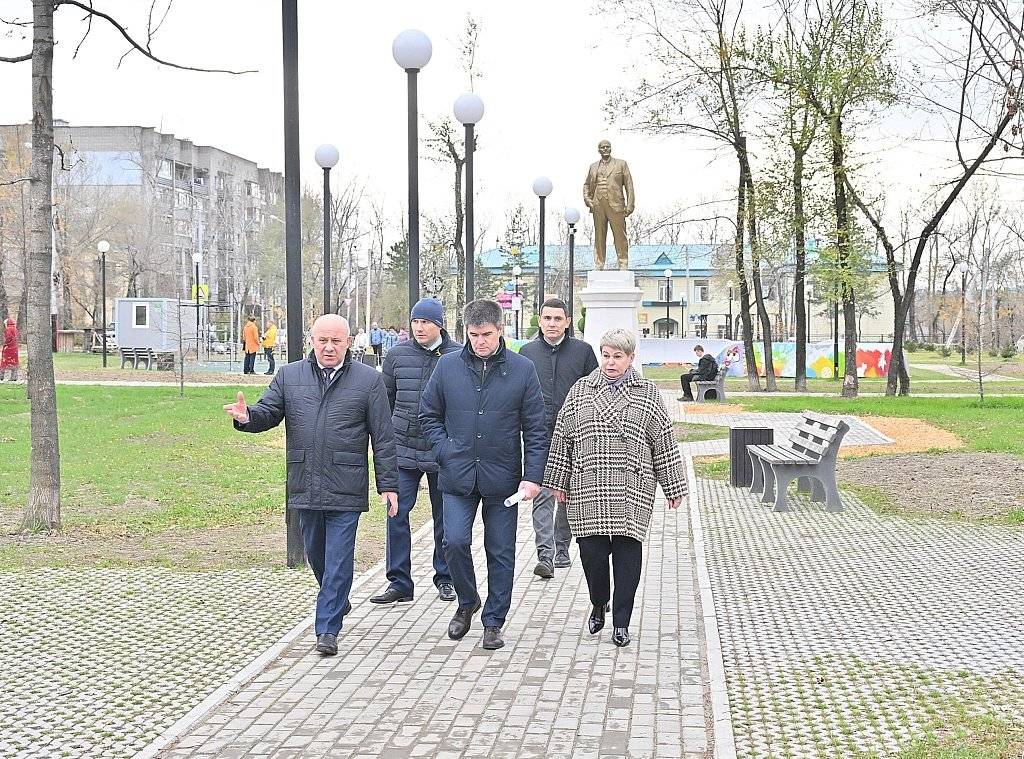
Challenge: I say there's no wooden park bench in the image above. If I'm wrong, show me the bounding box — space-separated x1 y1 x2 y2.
746 411 850 512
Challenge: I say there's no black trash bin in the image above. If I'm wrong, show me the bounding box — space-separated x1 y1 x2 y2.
729 426 773 487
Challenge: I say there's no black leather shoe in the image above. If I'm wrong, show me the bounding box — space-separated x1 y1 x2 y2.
315 633 337 656
447 599 481 640
369 588 414 604
438 582 457 601
553 552 571 568
481 626 504 650
588 603 610 635
533 561 554 579
343 600 352 616
611 627 631 647
677 395 695 402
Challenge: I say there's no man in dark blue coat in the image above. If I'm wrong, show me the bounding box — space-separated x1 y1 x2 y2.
420 299 547 651
224 314 398 657
370 298 461 606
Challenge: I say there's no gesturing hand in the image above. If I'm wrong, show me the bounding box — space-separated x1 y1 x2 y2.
552 489 567 503
382 491 399 518
223 391 249 424
668 497 683 510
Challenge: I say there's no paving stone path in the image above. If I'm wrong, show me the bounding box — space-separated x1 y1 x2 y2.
154 495 719 759
698 476 1024 757
0 568 315 759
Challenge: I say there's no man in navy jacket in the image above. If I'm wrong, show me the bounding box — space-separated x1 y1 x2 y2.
420 299 547 651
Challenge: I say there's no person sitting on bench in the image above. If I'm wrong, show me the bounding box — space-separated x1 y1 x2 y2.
678 345 717 401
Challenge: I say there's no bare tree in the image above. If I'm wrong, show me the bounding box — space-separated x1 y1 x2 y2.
605 0 775 389
844 0 1024 395
1 1 251 532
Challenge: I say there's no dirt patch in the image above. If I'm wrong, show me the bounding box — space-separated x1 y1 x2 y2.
683 403 748 415
838 452 1024 518
53 369 272 385
840 416 964 458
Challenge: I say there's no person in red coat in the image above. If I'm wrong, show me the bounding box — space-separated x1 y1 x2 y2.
1 316 19 382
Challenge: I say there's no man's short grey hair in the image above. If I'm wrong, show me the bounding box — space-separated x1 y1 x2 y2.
464 299 503 330
600 328 636 355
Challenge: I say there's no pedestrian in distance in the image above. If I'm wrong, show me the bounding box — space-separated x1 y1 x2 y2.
224 314 399 657
242 316 260 375
419 299 548 651
370 298 461 607
678 345 718 402
545 328 687 647
519 297 598 579
370 323 384 362
262 321 278 376
0 315 19 382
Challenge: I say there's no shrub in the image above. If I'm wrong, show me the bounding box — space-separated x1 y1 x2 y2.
939 345 952 357
1001 345 1016 359
904 341 919 353
527 313 539 339
577 306 586 335
988 347 1000 357
924 343 937 352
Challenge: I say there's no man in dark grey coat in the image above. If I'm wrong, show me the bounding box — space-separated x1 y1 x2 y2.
678 344 718 401
520 298 599 579
224 314 398 657
370 298 461 606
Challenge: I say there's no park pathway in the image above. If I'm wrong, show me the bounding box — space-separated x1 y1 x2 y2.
148 467 730 759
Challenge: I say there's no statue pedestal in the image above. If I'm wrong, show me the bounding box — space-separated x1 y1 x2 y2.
580 269 644 372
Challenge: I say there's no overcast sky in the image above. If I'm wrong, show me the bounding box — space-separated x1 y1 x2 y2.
0 0 1019 249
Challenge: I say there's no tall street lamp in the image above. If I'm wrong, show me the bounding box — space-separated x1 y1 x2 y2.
726 280 735 340
393 29 432 312
454 93 484 304
512 264 523 340
97 240 109 367
663 268 673 338
314 144 339 314
192 251 203 361
564 207 580 334
959 260 969 365
833 283 840 380
532 177 552 309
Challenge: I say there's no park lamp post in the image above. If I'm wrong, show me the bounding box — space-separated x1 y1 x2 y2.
726 279 735 340
512 264 523 340
454 93 484 305
959 260 969 365
663 268 673 338
314 144 339 314
192 251 203 361
96 240 110 367
393 29 432 312
564 207 580 334
532 177 552 311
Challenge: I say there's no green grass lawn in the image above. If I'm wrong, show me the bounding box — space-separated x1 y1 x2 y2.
0 384 424 570
737 395 1024 456
675 422 730 443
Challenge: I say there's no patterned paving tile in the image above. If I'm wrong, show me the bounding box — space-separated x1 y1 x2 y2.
698 476 1024 757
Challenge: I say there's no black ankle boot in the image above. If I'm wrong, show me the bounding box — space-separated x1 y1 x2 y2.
611 627 631 647
588 603 610 635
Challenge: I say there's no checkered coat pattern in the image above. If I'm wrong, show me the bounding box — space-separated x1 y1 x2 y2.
543 368 687 542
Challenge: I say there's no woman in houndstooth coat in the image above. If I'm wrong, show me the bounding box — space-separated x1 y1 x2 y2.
544 328 687 647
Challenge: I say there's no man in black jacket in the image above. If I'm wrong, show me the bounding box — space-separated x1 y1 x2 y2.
224 314 398 657
520 298 599 578
370 298 461 606
678 345 718 401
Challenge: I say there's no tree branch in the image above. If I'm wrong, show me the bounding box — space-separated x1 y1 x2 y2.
55 0 257 74
0 52 31 63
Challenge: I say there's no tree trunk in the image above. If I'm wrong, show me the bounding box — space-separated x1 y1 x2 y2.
735 162 760 390
739 145 776 390
793 151 807 392
23 0 61 532
830 119 858 398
